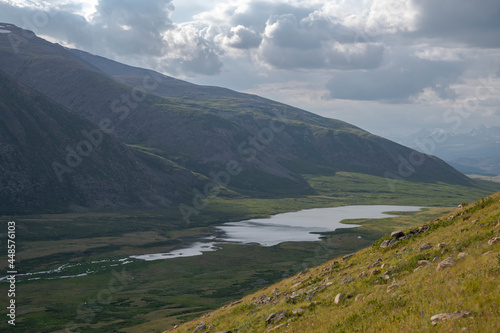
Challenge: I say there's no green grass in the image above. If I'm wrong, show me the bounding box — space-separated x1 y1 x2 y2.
173 192 500 333
304 172 500 206
1 174 499 332
0 206 450 332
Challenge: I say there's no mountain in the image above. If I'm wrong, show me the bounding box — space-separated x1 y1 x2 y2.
449 157 500 176
0 23 475 213
390 126 500 176
170 192 500 332
0 69 202 214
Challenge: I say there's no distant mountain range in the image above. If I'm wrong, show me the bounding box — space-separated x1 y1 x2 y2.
0 23 474 214
389 126 500 176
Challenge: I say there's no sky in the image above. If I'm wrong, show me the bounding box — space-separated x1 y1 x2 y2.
0 0 499 138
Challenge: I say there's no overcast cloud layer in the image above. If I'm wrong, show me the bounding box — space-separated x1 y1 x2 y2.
0 0 499 136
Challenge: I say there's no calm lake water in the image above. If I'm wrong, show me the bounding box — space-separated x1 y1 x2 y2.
131 205 423 261
5 205 424 280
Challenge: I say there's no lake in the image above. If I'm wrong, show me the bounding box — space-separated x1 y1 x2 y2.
4 205 424 280
131 205 423 261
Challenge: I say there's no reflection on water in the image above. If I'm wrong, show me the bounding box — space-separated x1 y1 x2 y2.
129 242 220 261
10 205 423 278
134 205 423 259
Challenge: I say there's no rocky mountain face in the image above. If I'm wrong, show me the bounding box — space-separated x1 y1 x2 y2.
0 23 474 213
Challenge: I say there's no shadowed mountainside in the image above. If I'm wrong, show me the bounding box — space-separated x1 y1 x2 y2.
0 69 201 214
0 23 477 213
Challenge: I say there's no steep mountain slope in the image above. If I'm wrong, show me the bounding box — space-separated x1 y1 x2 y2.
171 193 500 332
68 48 247 101
67 48 477 187
0 69 200 214
0 23 475 212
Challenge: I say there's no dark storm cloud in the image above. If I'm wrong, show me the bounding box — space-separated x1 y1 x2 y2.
412 0 500 48
326 56 465 102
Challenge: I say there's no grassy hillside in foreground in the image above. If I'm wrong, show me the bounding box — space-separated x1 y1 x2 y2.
172 193 500 333
0 207 450 333
0 172 496 332
0 182 498 332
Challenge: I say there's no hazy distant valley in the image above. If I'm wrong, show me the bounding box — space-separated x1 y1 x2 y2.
390 126 500 178
0 22 499 333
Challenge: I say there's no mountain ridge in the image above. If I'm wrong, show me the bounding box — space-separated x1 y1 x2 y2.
0 23 479 213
